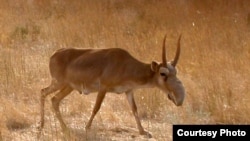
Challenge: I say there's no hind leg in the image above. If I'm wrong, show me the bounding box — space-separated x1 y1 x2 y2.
40 79 64 129
51 86 73 132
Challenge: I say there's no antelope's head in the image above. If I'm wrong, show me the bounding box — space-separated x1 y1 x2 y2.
151 35 185 106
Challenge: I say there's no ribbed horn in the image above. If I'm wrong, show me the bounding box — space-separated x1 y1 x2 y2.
162 34 167 66
172 35 182 67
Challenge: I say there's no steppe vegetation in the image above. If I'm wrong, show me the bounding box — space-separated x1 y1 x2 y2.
0 0 249 140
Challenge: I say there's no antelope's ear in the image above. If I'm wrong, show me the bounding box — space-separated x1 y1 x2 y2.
151 61 159 72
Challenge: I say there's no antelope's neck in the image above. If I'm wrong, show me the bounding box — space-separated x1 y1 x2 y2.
135 63 156 87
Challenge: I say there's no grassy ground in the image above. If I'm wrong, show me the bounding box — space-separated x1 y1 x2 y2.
0 0 250 140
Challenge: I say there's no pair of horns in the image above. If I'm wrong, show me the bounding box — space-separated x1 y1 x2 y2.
162 34 182 67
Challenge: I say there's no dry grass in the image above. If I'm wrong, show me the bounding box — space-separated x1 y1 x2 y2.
0 0 250 140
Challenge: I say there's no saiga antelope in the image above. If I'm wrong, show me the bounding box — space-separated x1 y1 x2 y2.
39 35 185 137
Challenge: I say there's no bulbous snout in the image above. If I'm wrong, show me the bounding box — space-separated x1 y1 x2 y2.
167 79 185 106
168 92 184 106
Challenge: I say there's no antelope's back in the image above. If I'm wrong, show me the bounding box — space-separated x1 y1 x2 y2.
49 48 92 81
49 48 142 83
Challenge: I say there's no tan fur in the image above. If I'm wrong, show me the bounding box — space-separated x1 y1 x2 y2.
39 35 185 137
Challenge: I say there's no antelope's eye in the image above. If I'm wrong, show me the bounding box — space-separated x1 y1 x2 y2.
160 72 168 81
160 73 167 76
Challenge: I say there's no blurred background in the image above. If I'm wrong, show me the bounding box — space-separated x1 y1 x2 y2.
0 0 249 140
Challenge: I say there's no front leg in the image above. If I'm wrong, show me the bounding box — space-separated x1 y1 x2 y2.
85 89 106 129
125 90 152 137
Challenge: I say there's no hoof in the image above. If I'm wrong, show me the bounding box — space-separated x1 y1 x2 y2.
85 122 92 130
36 125 43 138
140 131 152 138
62 128 72 139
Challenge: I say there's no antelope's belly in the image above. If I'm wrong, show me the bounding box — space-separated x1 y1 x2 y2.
69 81 145 95
69 82 99 95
